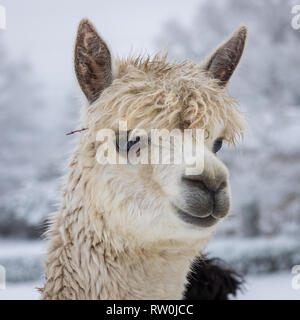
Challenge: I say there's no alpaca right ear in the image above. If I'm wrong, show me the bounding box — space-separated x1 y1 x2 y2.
74 19 112 104
202 25 247 87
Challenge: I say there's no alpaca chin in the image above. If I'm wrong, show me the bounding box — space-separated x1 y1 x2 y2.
175 206 220 227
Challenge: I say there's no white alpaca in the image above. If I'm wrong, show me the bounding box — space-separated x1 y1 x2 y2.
41 20 247 300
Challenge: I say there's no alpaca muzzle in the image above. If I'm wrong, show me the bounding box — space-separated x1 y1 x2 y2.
173 173 231 227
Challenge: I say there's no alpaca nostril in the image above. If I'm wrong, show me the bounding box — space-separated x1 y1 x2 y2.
203 178 227 193
182 174 227 193
217 180 227 191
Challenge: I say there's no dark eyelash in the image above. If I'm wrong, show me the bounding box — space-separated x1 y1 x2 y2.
213 138 223 153
116 132 141 153
126 136 140 152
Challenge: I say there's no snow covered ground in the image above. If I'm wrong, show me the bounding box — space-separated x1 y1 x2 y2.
236 272 300 300
0 273 299 300
0 281 41 300
0 239 299 300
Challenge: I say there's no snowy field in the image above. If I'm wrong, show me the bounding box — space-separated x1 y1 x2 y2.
0 239 299 300
0 272 300 300
237 273 300 300
0 281 41 300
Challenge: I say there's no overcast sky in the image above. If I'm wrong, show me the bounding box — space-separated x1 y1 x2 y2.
1 0 201 95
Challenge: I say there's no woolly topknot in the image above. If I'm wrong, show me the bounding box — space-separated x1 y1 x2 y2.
86 53 245 145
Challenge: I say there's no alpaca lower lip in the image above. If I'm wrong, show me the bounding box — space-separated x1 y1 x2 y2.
174 206 218 228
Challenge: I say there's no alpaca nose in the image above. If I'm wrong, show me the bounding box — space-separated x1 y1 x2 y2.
183 173 227 194
181 173 229 219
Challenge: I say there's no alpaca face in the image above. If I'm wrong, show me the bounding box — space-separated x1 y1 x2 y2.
74 20 247 244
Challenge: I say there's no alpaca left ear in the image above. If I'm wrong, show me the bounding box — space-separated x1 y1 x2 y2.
203 25 247 86
74 19 112 103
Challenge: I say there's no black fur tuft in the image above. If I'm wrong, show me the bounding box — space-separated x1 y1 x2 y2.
183 257 244 300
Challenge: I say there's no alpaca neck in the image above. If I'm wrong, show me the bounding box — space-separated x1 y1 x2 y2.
42 209 204 299
101 242 201 300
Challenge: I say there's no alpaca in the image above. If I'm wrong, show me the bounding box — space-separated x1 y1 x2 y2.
41 19 247 300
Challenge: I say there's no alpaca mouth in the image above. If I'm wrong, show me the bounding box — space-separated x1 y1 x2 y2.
173 206 219 228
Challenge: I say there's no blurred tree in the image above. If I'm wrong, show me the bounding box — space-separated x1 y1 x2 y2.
241 201 261 237
0 36 77 238
0 36 44 192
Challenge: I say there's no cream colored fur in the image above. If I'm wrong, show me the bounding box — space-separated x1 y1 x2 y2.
41 23 247 300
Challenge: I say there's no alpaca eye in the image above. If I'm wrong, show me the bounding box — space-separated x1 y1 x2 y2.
213 138 223 153
116 135 140 153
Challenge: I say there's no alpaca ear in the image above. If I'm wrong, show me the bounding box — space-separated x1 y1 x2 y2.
203 25 247 86
74 19 112 103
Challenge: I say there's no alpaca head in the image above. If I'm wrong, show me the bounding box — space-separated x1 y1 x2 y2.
73 20 247 247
